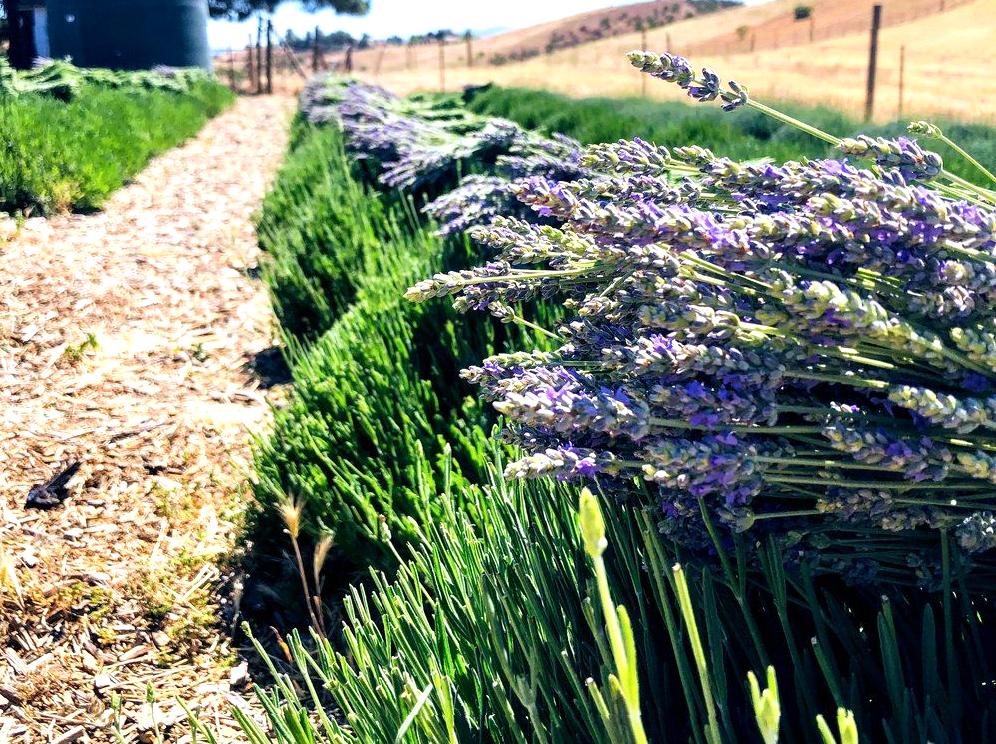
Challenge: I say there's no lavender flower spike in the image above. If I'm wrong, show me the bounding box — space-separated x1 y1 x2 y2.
626 50 749 111
837 135 943 180
907 121 943 139
580 138 673 177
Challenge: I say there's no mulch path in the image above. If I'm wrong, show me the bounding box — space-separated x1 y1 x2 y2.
0 94 294 742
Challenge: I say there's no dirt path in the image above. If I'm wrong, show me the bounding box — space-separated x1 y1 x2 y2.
0 95 293 742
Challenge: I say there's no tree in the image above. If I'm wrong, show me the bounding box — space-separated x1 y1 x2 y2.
208 0 370 21
793 4 813 19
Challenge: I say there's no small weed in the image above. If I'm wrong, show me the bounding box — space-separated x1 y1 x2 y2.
150 483 197 524
190 342 209 362
144 598 174 626
62 332 99 364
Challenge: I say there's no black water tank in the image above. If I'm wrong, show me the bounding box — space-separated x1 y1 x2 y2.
47 0 211 71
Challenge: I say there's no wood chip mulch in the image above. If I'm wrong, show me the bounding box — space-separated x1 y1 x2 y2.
0 94 294 742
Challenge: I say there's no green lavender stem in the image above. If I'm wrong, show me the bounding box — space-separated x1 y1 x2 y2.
579 489 650 744
673 563 723 744
936 133 996 186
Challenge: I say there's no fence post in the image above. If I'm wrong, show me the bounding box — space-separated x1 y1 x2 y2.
466 34 473 67
666 31 672 52
809 13 815 41
312 26 320 72
374 44 386 77
750 32 755 52
897 44 906 119
438 37 445 92
265 20 273 94
227 47 235 90
281 36 309 79
344 44 353 73
246 36 254 94
864 4 882 122
255 17 263 94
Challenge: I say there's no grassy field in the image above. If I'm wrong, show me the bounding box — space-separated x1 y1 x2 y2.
0 80 234 214
353 0 994 123
465 86 995 185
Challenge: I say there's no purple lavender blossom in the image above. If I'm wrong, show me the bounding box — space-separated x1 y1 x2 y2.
626 50 749 111
837 135 944 181
396 61 996 581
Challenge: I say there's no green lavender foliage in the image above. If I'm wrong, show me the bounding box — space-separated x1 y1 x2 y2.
217 453 996 743
215 464 618 744
252 124 554 568
252 238 496 568
256 124 395 340
0 80 233 213
256 121 502 342
467 87 995 185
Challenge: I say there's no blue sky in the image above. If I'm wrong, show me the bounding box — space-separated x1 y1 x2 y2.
209 0 644 50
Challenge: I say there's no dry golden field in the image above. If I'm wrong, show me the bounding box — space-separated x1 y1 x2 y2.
349 0 995 123
338 0 714 74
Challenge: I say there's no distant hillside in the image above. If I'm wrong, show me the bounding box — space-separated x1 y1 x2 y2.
341 0 741 75
483 0 741 65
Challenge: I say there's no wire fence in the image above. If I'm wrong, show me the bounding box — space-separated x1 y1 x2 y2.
651 0 973 58
215 0 983 121
312 0 975 75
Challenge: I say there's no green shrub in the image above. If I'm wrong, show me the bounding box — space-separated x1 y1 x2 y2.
0 80 233 213
237 82 996 744
221 80 996 744
253 232 495 569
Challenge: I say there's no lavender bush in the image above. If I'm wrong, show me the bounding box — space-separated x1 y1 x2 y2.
407 51 996 586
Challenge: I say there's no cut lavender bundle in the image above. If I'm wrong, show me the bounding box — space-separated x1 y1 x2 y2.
340 92 526 189
625 49 996 207
425 130 591 234
303 77 590 202
407 53 996 586
421 124 593 237
302 77 593 232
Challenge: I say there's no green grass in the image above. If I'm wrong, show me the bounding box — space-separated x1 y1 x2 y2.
0 80 233 214
467 87 995 185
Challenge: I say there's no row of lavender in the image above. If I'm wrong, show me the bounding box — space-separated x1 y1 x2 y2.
213 66 996 743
